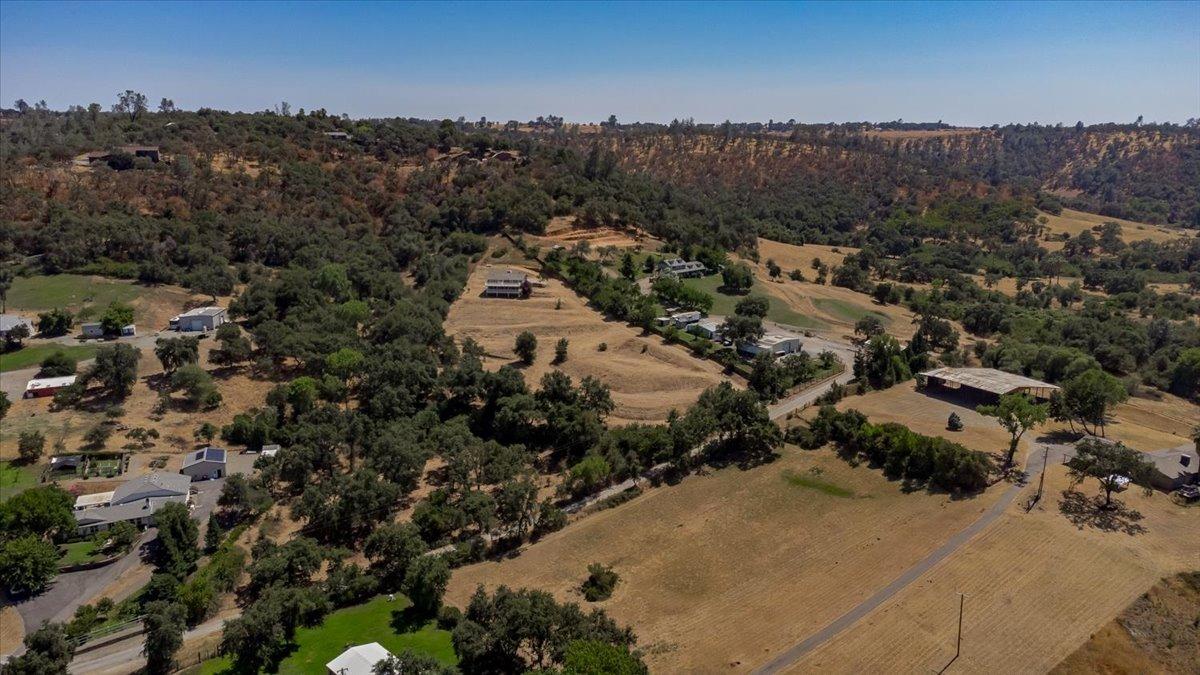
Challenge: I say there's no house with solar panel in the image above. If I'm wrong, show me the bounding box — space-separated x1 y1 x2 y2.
181 446 227 481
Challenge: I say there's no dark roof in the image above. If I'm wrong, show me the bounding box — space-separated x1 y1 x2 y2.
110 472 191 505
183 446 226 467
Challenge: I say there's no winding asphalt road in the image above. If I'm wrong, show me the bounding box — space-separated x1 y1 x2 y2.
752 442 1077 674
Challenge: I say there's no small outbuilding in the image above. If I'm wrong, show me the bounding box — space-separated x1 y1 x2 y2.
181 446 227 481
170 306 228 332
918 367 1059 401
326 642 394 675
260 444 281 458
24 375 77 398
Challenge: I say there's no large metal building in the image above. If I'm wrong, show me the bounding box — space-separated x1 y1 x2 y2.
918 367 1060 400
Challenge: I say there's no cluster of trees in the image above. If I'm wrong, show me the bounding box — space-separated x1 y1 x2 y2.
794 407 993 493
0 485 75 595
452 585 644 673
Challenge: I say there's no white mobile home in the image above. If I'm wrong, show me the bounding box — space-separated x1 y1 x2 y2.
688 318 723 340
670 311 702 327
739 334 802 357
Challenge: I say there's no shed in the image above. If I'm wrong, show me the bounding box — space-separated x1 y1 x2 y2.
326 643 394 675
82 322 105 338
181 446 227 481
260 444 281 458
170 306 228 332
24 375 77 398
918 367 1059 400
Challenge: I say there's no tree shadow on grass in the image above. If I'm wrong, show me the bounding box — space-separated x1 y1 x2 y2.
389 605 431 634
1058 490 1147 535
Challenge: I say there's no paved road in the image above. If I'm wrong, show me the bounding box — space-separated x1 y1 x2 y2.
69 614 226 674
752 442 1075 674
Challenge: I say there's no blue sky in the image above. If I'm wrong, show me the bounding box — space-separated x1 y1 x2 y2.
2 1 1197 124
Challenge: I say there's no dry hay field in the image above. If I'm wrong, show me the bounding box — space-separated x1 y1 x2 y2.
1052 572 1200 675
528 215 661 251
1039 208 1193 251
794 465 1199 674
444 262 729 424
750 238 921 340
830 381 1193 457
445 446 1011 672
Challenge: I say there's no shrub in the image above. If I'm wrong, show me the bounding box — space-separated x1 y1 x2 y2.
947 412 963 431
581 563 620 602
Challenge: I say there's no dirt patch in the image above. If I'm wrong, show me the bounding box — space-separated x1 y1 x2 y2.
444 262 731 424
527 216 660 251
795 466 1199 673
1052 572 1200 675
0 605 24 656
445 446 1009 672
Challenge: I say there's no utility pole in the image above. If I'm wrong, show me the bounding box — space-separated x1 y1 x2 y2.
956 593 965 661
1036 446 1049 503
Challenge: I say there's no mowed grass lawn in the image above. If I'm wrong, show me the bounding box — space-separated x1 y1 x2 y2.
812 298 891 326
58 540 105 566
189 595 456 674
0 461 40 502
682 274 826 329
6 274 139 312
0 344 98 372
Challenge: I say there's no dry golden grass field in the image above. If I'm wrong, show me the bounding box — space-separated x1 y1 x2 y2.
794 466 1199 674
1051 572 1200 675
445 446 1011 672
824 382 1194 458
444 261 730 424
1039 208 1193 251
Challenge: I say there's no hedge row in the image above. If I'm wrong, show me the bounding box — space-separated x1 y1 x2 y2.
794 406 992 493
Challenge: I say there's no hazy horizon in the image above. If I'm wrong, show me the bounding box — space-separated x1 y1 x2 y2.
2 0 1198 126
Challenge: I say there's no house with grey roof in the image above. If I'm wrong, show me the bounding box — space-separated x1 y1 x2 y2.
73 472 191 535
0 314 34 341
657 258 707 278
1147 444 1199 492
483 268 531 298
181 446 227 481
